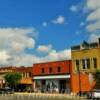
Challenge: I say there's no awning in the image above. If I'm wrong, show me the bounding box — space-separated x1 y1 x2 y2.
33 74 70 80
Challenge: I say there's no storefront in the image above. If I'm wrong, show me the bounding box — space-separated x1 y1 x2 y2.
33 60 72 93
33 74 70 93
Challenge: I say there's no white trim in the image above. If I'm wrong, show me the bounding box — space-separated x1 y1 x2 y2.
33 74 70 80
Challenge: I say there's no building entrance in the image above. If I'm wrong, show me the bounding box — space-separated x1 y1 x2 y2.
59 80 66 93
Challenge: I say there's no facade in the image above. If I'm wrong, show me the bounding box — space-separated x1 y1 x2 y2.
33 60 72 93
0 66 33 91
0 67 15 88
71 39 100 93
15 66 33 91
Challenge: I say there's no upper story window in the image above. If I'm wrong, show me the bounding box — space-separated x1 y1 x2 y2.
82 59 86 69
57 66 61 72
93 58 97 68
82 58 90 69
41 68 45 74
75 60 80 71
86 59 90 69
49 67 52 73
29 72 32 77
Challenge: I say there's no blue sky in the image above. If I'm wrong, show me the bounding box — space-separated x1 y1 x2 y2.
0 0 99 66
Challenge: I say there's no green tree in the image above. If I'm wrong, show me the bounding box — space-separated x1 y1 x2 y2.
94 70 100 89
4 72 22 89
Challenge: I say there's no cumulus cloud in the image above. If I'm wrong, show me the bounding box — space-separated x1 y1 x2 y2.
84 0 100 42
88 34 100 43
34 49 71 64
37 44 52 53
70 5 79 12
0 27 38 66
42 22 47 27
80 22 85 27
86 0 100 33
0 27 71 66
52 16 65 24
86 0 100 10
0 51 10 65
9 49 71 66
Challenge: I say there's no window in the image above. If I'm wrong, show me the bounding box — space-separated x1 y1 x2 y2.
41 68 45 73
57 66 61 72
49 67 52 73
76 60 79 71
82 58 90 69
86 59 90 69
82 59 86 69
29 72 32 77
93 58 97 68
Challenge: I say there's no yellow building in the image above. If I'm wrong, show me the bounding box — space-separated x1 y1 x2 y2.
70 39 100 93
71 39 100 73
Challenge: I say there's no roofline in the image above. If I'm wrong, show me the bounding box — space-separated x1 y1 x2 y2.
33 59 71 65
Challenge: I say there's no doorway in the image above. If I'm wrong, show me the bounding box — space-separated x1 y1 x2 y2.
59 80 66 93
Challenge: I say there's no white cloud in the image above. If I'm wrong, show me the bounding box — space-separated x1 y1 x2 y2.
88 34 100 42
86 21 100 32
10 49 71 66
0 27 38 66
42 22 47 27
46 49 71 61
86 0 100 33
35 49 71 63
37 44 52 53
86 0 100 10
0 51 10 65
52 16 65 24
80 22 85 27
0 27 71 67
87 9 100 21
70 5 78 12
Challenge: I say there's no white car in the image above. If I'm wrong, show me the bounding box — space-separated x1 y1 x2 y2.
87 89 100 99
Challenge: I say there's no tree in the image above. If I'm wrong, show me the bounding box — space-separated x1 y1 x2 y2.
94 70 100 89
4 72 22 89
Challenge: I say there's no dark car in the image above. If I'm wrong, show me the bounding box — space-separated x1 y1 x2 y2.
0 88 14 94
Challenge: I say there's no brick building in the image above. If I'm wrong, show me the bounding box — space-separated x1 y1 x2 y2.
15 66 33 91
33 60 72 93
71 39 100 93
0 66 33 91
0 67 15 88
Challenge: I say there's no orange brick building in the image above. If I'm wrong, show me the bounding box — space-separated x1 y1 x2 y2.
0 66 15 88
0 66 33 91
33 60 72 93
71 40 98 94
15 66 33 91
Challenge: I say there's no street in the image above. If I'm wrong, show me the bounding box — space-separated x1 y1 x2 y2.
0 93 87 100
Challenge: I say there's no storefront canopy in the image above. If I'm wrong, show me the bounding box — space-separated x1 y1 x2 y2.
33 74 70 80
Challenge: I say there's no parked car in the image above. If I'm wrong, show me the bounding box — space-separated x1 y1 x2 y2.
0 87 14 94
87 89 100 99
